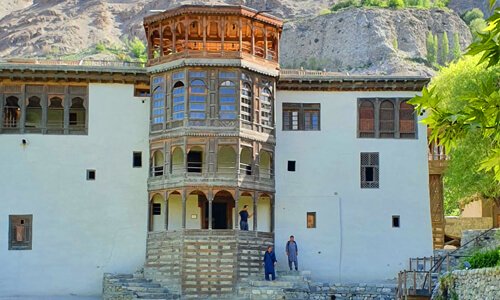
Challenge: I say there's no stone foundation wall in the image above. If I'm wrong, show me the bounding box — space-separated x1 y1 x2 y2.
285 282 396 300
445 217 493 238
144 229 273 298
433 267 500 300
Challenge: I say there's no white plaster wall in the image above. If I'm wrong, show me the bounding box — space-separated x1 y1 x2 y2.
257 197 271 232
168 194 182 230
0 84 150 297
275 90 433 283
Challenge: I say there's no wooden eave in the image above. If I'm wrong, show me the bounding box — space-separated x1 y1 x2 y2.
277 76 430 91
0 64 149 85
143 5 283 28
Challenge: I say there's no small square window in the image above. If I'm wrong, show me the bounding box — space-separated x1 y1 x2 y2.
307 212 316 228
133 152 142 168
87 170 96 180
287 161 296 172
392 215 400 228
152 203 161 215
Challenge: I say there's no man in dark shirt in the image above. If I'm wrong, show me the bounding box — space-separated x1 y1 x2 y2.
239 205 252 230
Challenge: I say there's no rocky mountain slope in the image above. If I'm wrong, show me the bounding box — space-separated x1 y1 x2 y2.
0 0 476 75
282 8 472 76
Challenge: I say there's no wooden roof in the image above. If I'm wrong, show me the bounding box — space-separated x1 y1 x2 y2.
143 5 283 27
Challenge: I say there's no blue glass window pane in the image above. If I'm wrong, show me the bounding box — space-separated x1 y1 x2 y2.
153 108 163 115
173 96 184 104
220 113 237 119
174 104 184 112
173 87 185 95
153 116 164 124
190 112 206 119
191 87 206 93
220 87 236 94
220 105 235 111
153 101 164 108
190 95 206 102
219 72 237 78
173 72 184 80
153 77 164 84
173 112 184 120
190 103 205 111
189 71 206 78
220 97 235 103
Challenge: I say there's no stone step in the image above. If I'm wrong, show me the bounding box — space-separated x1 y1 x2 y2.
127 286 169 293
248 280 294 288
135 291 172 299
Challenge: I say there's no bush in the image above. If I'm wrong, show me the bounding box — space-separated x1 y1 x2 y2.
388 0 405 8
466 248 500 269
463 8 484 25
331 0 361 11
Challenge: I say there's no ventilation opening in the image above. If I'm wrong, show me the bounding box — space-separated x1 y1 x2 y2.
392 215 400 228
152 203 161 215
365 167 374 181
287 161 296 172
133 152 142 168
86 170 96 181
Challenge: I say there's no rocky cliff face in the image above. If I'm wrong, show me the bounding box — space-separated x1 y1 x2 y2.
0 0 473 75
280 8 472 76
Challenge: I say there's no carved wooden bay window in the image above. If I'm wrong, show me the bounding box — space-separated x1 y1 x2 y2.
283 103 320 131
358 98 416 139
9 215 32 250
1 84 88 134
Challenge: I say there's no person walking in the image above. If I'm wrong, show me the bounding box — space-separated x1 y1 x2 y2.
286 235 298 271
239 205 252 231
263 245 277 281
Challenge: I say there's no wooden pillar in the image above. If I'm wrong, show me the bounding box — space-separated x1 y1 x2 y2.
234 189 239 230
264 27 268 60
238 18 243 53
63 86 70 134
159 23 164 57
253 192 258 231
203 16 207 52
172 20 177 54
181 189 187 229
221 16 225 52
19 84 26 133
270 194 275 233
184 17 189 54
208 190 213 230
164 190 169 231
147 197 153 232
251 22 255 56
41 85 48 134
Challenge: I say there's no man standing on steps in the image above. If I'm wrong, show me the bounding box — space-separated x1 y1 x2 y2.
286 235 298 271
263 245 277 281
239 205 252 231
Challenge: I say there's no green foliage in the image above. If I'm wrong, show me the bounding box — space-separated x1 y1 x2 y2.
319 8 332 15
393 38 399 49
331 0 361 11
469 18 487 39
95 42 106 53
388 0 405 8
452 32 461 61
436 273 458 300
463 8 485 25
440 32 450 64
125 37 147 62
426 32 437 65
467 248 500 269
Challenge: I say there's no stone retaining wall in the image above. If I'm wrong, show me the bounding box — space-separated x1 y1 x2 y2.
283 282 396 300
445 217 493 238
433 267 500 300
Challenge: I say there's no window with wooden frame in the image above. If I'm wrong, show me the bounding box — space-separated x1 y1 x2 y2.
172 81 185 121
241 82 252 122
360 152 379 188
306 212 316 228
9 215 32 250
219 81 237 120
189 79 207 119
151 76 165 127
357 98 416 139
260 87 273 126
282 103 320 131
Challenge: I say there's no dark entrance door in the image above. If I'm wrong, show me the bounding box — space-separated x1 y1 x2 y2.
213 203 227 229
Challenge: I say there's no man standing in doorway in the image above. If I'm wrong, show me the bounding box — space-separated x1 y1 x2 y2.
286 235 298 271
239 205 252 231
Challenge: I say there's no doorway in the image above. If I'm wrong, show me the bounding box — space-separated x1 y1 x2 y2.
213 203 228 229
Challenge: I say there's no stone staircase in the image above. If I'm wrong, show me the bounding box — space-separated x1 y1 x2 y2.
236 270 311 300
103 273 181 300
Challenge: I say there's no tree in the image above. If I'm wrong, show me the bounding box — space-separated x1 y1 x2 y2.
463 8 484 25
452 32 461 61
409 2 500 184
388 0 405 8
440 32 449 64
426 32 437 64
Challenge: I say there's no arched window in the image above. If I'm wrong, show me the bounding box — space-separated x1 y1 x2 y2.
171 147 184 174
69 97 86 131
259 150 273 179
187 146 203 173
25 96 42 130
150 30 160 58
175 21 186 53
217 146 236 175
3 96 20 128
162 26 173 55
241 82 252 122
225 22 240 51
260 88 272 126
47 97 64 130
152 150 164 177
219 81 236 120
240 147 253 175
241 22 252 54
254 27 265 58
188 21 202 51
206 21 220 52
189 80 206 119
399 101 416 138
266 29 276 60
358 100 375 138
379 100 395 138
172 81 185 121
